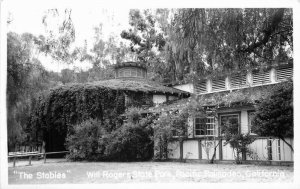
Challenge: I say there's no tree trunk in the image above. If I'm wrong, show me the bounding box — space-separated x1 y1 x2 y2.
210 141 220 164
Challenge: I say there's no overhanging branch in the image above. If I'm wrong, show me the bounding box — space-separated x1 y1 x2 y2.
239 9 285 54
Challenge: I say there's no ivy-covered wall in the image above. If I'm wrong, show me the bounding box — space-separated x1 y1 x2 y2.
27 83 129 151
125 91 153 108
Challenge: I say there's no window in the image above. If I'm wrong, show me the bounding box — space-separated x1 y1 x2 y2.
118 70 124 77
219 114 239 135
195 117 216 136
124 69 130 77
130 68 137 77
142 70 146 78
137 69 142 77
248 111 256 134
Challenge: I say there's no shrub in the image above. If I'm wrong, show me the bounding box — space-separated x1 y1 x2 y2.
104 123 153 161
252 79 293 151
224 133 255 164
65 119 107 161
65 108 155 161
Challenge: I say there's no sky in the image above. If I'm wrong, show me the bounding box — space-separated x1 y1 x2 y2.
5 0 300 72
7 1 132 72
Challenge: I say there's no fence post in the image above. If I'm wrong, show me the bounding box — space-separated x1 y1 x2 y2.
13 157 16 167
179 140 183 161
28 155 32 166
44 153 46 163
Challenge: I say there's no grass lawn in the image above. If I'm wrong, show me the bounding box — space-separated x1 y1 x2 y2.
8 160 293 184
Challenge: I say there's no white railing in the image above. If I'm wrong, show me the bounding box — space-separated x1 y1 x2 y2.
8 151 69 167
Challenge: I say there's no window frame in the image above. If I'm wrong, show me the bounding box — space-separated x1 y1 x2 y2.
218 112 241 136
194 116 216 137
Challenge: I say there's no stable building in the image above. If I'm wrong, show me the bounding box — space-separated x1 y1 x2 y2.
95 62 190 106
153 63 293 165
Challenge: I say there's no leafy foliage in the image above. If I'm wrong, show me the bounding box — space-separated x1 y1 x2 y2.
65 119 107 161
65 108 155 161
104 121 153 161
82 25 135 67
40 9 77 63
166 8 292 81
122 8 293 83
27 83 126 145
120 9 171 82
121 9 166 62
252 79 293 151
224 133 255 164
7 32 58 151
152 99 208 160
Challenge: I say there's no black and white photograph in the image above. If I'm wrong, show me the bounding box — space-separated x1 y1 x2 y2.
0 0 299 188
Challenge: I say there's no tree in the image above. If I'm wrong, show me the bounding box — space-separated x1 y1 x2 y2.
122 8 293 83
252 80 293 151
120 9 170 82
38 8 78 64
7 32 56 151
166 8 292 81
77 24 134 81
60 68 76 84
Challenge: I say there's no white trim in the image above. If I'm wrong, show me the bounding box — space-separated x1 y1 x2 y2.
195 82 281 95
194 116 216 137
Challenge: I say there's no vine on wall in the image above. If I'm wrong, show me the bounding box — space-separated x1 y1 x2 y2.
27 83 127 145
152 98 216 160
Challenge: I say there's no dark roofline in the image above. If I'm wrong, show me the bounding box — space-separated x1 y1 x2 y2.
91 78 191 97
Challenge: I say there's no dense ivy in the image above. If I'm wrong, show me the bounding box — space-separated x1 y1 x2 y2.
27 83 126 144
125 91 153 108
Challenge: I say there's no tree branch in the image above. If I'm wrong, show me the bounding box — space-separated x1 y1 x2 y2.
239 9 285 54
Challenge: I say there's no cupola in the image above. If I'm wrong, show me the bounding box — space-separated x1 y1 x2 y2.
114 62 147 79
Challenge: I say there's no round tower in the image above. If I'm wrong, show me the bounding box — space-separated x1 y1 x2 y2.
114 62 147 79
